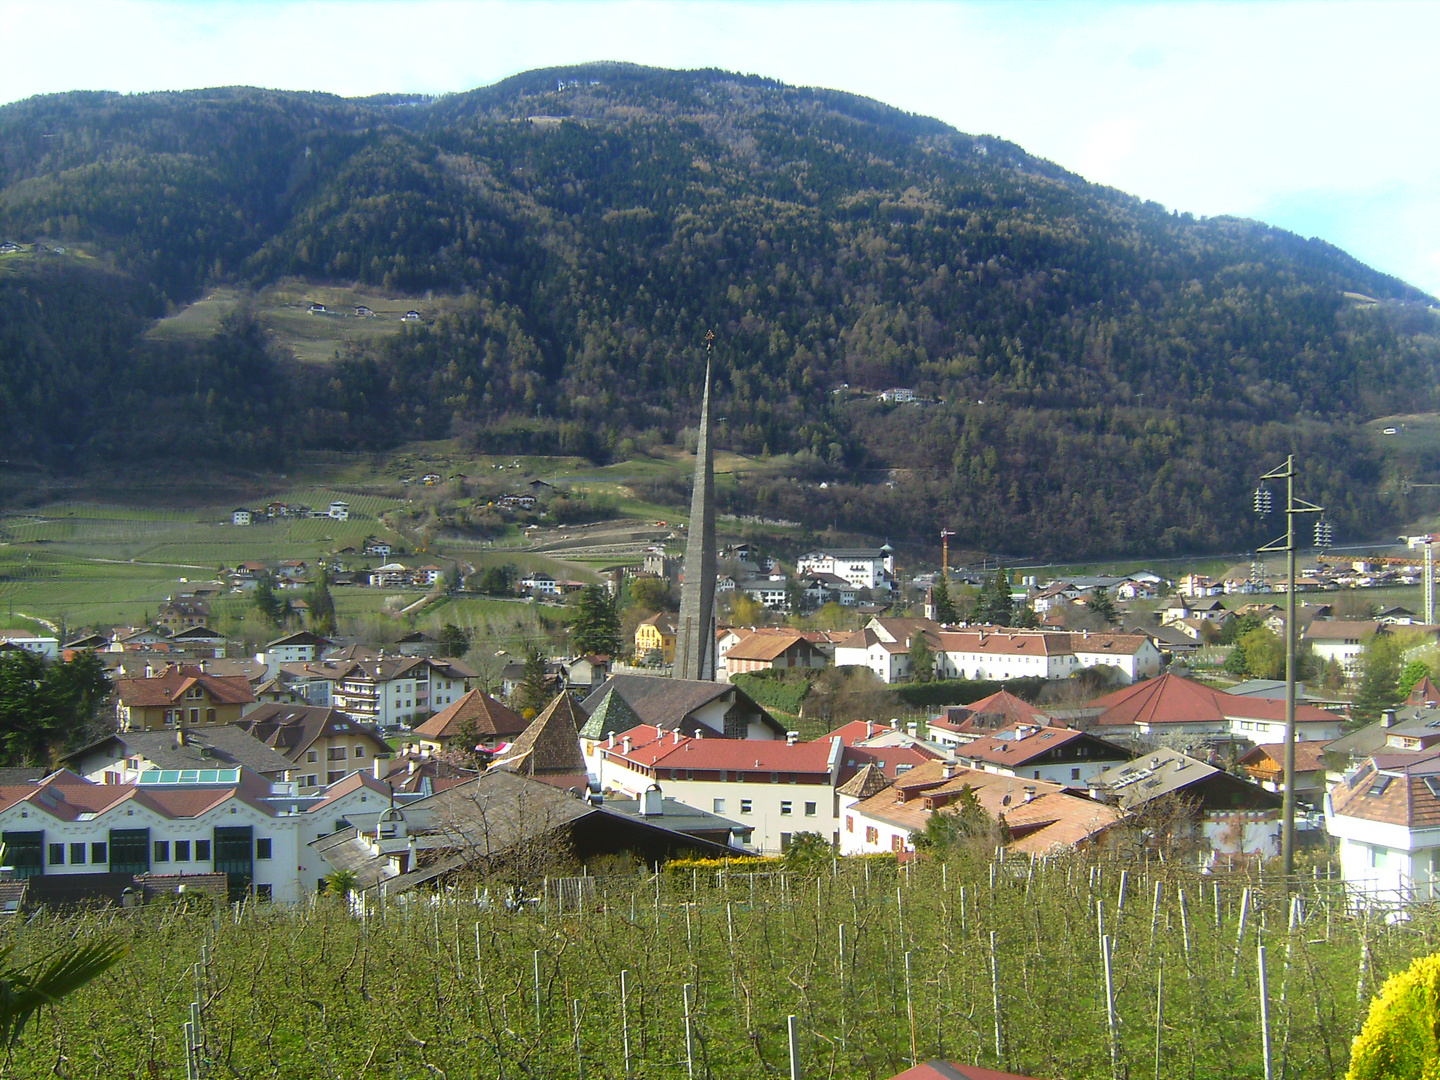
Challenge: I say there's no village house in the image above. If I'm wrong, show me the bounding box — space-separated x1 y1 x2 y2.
951 724 1133 786
232 509 252 526
634 612 678 663
61 726 296 786
796 545 896 593
933 630 1079 682
260 631 332 665
233 703 390 793
1304 620 1386 677
411 690 526 754
1090 748 1284 864
326 654 474 727
1085 673 1346 750
927 690 1058 748
115 665 256 732
155 596 211 634
580 674 786 741
165 625 227 658
520 570 559 595
1325 749 1440 905
1070 632 1164 683
839 760 1125 857
0 633 59 660
1239 741 1332 803
721 629 826 679
328 501 350 520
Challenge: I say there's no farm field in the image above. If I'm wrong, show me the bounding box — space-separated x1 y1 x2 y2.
2 855 1419 1080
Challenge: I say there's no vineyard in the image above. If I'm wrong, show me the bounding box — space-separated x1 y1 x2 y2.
4 854 1426 1079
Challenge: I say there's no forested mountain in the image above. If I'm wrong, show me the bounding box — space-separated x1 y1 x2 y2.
1 64 1437 556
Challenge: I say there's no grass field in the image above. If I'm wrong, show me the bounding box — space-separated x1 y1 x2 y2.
1 854 1424 1080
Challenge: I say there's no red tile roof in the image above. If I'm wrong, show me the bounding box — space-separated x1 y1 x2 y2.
413 690 525 739
116 666 255 707
1090 673 1337 727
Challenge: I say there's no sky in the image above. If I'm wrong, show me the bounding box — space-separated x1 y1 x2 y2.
2 0 1437 297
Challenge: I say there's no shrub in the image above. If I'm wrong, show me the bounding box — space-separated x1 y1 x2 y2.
894 677 1046 708
1348 952 1440 1079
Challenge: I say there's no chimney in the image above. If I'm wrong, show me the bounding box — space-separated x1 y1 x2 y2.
695 728 703 739
198 660 207 673
144 664 154 678
622 736 632 754
607 732 615 749
639 784 663 816
943 763 955 778
890 718 899 731
373 758 385 780
866 721 875 739
175 727 186 747
786 731 799 745
907 721 918 738
672 729 681 744
407 759 416 775
1024 785 1037 803
1382 709 1398 729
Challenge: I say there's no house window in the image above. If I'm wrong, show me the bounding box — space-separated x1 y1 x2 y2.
153 841 170 862
306 775 318 787
328 747 347 761
206 709 216 723
713 799 726 814
740 800 753 814
328 771 344 784
865 826 879 843
771 772 780 784
1370 845 1387 869
195 840 211 861
48 843 64 866
892 835 905 853
256 838 272 860
1072 768 1082 780
781 801 793 816
90 842 107 865
255 883 273 901
780 832 792 851
190 709 199 724
804 802 817 817
175 841 190 861
70 842 86 864
307 750 319 763
354 746 365 758
845 815 854 832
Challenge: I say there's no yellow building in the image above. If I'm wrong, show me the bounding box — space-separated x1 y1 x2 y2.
634 612 678 663
114 665 256 732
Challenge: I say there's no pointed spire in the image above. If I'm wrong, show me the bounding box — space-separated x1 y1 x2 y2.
490 692 588 778
674 335 718 681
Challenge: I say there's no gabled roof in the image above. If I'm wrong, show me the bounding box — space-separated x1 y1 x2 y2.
1070 633 1153 656
233 704 386 762
725 630 811 662
936 631 1073 657
941 690 1054 732
1239 741 1331 774
491 693 589 781
579 674 785 736
1304 620 1384 640
62 727 294 776
413 690 525 740
1410 676 1440 704
1092 748 1281 810
957 725 1128 768
115 666 255 708
579 687 643 740
266 631 332 648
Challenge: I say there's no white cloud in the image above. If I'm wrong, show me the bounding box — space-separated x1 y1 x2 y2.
1 0 1436 294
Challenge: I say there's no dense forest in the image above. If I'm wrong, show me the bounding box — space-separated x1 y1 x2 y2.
1 64 1438 555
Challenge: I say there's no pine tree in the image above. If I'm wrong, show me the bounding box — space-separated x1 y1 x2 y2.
517 647 552 717
1353 633 1403 723
1089 586 1118 625
572 584 621 656
977 568 1014 626
931 574 957 624
908 631 935 683
253 574 283 629
307 566 336 636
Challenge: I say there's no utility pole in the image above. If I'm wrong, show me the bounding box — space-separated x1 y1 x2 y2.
1254 456 1324 879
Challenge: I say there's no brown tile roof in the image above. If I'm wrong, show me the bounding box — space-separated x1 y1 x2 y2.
234 704 386 762
938 690 1054 732
724 630 811 662
1239 741 1331 775
1411 676 1440 704
837 763 891 799
413 690 525 740
957 725 1094 767
1304 620 1383 641
116 666 255 707
1071 633 1152 656
1330 753 1440 829
491 693 589 780
936 631 1072 656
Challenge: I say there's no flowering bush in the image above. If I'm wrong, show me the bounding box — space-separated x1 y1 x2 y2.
1349 953 1440 1079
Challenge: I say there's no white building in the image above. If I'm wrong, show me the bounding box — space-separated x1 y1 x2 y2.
934 630 1078 681
521 571 560 595
795 546 895 592
1325 751 1440 906
951 724 1132 786
232 509 252 526
0 634 60 661
1305 621 1385 677
259 631 332 665
328 501 350 521
1070 632 1163 683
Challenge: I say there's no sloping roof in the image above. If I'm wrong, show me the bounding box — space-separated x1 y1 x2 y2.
233 704 386 762
943 690 1054 731
413 690 525 740
579 687 643 740
1329 752 1440 829
581 674 753 733
1411 676 1440 704
63 727 294 776
724 630 811 662
1071 633 1152 656
1239 741 1331 774
266 631 332 648
937 631 1073 657
837 763 892 799
1304 620 1383 641
491 693 589 779
957 725 1119 768
115 666 255 707
1090 673 1337 728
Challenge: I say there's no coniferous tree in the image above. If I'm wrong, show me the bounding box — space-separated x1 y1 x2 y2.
908 631 935 683
931 575 957 624
517 647 552 717
1353 633 1404 724
1089 586 1118 625
571 584 621 657
307 566 337 636
253 574 284 629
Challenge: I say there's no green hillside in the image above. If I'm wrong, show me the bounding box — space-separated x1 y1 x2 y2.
1 64 1438 556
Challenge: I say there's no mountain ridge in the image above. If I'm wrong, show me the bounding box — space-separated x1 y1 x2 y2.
1 64 1437 557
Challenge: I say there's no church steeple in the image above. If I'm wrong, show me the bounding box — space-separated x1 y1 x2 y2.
674 333 718 682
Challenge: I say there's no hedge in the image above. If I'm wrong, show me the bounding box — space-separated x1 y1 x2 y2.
894 677 1047 708
1348 952 1440 1079
731 672 812 716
